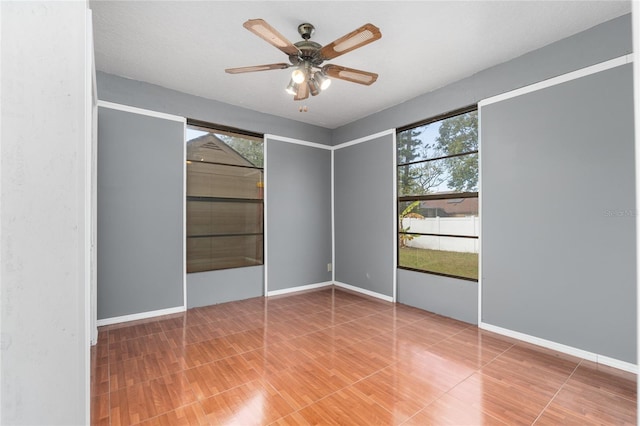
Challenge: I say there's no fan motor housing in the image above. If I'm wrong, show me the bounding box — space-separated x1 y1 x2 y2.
290 23 323 66
291 40 323 66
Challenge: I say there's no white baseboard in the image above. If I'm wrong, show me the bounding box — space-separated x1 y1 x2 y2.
479 322 638 374
267 281 333 297
96 305 186 327
334 281 394 302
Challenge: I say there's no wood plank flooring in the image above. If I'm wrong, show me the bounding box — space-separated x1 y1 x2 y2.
91 287 636 425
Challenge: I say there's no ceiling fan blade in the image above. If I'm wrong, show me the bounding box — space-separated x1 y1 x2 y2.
225 63 290 74
323 64 378 85
319 23 381 60
243 19 300 56
294 81 309 101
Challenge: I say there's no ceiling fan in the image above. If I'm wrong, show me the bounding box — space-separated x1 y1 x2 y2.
225 19 382 101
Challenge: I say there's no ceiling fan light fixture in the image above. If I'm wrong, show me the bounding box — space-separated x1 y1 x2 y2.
309 79 320 96
291 68 306 84
285 79 298 95
314 71 331 91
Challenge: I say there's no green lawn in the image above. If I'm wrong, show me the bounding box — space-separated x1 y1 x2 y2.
399 247 478 280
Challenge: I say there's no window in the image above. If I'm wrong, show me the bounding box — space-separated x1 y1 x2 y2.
186 120 264 273
397 108 478 281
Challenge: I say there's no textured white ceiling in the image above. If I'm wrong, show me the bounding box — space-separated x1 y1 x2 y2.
90 1 630 129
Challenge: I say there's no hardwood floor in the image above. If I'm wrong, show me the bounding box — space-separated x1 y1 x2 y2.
91 287 636 425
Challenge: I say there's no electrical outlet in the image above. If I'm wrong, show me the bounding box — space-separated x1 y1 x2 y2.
327 263 332 272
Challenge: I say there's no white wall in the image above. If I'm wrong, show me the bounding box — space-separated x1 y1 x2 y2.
1 2 90 424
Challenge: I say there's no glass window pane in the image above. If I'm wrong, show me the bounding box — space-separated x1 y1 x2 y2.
186 128 263 167
400 198 477 222
187 200 263 237
397 153 478 196
187 235 263 273
186 122 264 273
397 110 477 165
397 108 478 280
187 162 264 199
398 244 478 280
397 123 442 163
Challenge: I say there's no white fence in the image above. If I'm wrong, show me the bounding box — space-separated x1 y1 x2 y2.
402 216 479 253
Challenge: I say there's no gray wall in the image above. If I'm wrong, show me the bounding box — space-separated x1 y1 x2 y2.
188 266 263 308
330 14 633 331
97 71 332 146
96 72 334 306
1 2 89 424
398 270 477 324
334 134 395 298
97 107 185 319
481 64 636 363
266 139 333 292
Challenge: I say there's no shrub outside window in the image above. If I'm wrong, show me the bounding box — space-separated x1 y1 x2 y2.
397 108 478 281
186 121 264 273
